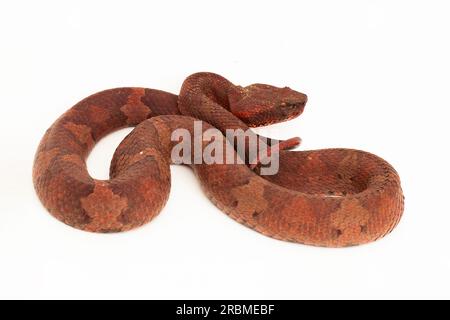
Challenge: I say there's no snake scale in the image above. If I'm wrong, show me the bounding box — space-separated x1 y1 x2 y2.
33 72 404 247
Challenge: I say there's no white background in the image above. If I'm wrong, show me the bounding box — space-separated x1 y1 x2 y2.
1 0 449 299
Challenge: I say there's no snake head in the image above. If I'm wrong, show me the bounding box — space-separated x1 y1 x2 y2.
230 84 307 127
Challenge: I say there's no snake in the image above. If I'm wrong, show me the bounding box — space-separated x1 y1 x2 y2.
33 72 404 247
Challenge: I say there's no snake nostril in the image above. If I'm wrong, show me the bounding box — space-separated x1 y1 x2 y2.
252 211 261 219
333 229 343 238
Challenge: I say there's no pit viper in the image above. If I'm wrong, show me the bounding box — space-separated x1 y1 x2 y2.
33 72 404 247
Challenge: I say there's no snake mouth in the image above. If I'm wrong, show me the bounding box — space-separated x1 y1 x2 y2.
242 102 306 127
279 101 306 118
280 101 306 109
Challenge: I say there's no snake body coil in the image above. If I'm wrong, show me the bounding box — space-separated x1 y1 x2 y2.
33 73 404 247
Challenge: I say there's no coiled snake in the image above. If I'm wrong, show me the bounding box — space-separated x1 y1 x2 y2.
33 72 404 247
